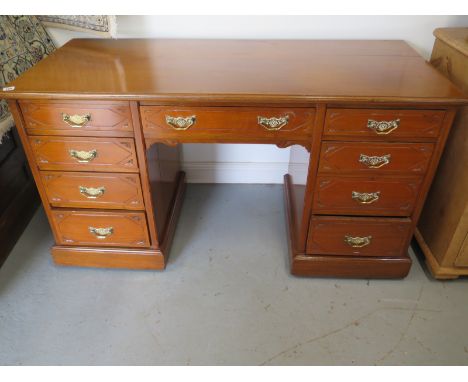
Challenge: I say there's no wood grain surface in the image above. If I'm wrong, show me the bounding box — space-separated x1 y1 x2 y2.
2 39 466 104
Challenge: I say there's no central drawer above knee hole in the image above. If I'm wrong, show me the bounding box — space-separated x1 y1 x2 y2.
140 106 316 141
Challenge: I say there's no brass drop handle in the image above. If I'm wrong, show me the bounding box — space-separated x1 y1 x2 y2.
359 154 391 168
89 226 114 239
79 186 105 199
165 115 196 130
352 191 380 204
258 115 289 131
344 235 372 248
62 113 91 128
367 118 400 135
69 149 97 163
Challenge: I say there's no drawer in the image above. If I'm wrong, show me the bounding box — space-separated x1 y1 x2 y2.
41 171 145 210
318 142 434 174
307 216 412 257
19 100 133 136
324 108 445 139
51 210 150 248
313 175 423 216
140 106 315 141
29 136 139 173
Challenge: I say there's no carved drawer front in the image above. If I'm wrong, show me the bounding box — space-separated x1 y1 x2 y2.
319 142 434 174
313 175 423 216
324 109 445 139
140 106 315 143
307 216 412 257
19 100 133 136
51 210 150 248
29 136 138 172
41 171 145 210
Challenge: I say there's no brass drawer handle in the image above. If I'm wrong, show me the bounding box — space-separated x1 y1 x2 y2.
258 115 289 131
165 115 196 130
89 226 114 239
367 118 400 135
352 191 380 204
344 235 372 248
79 186 105 199
62 113 91 128
69 149 97 163
359 154 391 168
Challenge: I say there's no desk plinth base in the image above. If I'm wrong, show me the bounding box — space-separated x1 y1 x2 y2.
290 255 412 279
283 174 412 279
51 246 166 270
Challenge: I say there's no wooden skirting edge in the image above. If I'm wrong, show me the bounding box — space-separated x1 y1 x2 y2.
414 228 463 279
284 174 411 279
51 246 165 270
52 172 186 271
292 254 411 279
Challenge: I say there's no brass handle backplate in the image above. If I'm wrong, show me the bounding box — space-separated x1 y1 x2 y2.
367 118 400 135
352 191 380 204
89 226 114 239
165 115 196 130
62 113 91 128
69 149 97 163
258 115 289 131
79 186 105 199
344 235 372 248
359 154 391 168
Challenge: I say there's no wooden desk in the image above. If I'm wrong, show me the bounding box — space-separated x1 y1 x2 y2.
3 39 467 278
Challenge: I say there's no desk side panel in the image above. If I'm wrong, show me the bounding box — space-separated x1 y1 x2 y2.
146 142 181 240
287 145 310 252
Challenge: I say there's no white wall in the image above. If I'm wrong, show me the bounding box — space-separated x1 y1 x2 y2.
46 15 468 183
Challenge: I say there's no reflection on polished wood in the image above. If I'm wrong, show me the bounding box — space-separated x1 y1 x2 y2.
3 39 468 278
5 39 466 104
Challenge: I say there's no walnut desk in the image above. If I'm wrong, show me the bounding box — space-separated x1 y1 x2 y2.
3 39 467 278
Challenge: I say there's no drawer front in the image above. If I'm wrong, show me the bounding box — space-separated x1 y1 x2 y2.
324 109 445 139
29 136 138 172
313 176 423 216
20 100 133 136
51 210 150 248
140 106 315 141
307 216 412 257
318 142 434 175
41 171 145 210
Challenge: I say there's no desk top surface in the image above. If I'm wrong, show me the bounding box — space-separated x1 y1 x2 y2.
3 39 467 104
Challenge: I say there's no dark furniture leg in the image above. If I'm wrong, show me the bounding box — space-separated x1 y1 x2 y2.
0 127 40 267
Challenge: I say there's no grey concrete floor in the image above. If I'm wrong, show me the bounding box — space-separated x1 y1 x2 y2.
0 184 467 365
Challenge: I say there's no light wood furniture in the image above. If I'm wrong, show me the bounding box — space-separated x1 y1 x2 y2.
2 39 467 278
415 28 468 279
